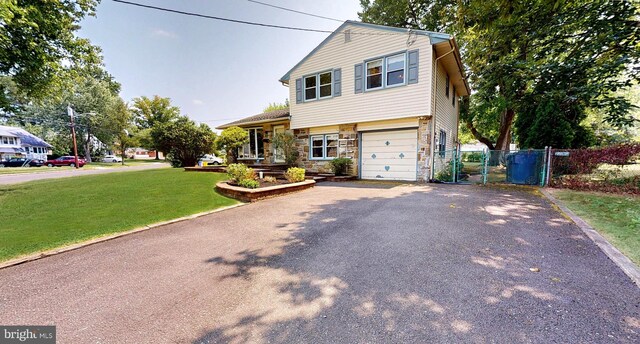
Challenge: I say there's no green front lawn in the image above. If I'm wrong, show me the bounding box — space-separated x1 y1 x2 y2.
552 190 640 265
0 169 236 262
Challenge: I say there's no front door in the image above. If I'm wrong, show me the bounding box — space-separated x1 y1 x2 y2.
273 125 285 163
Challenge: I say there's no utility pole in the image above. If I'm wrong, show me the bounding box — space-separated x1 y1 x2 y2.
68 105 80 169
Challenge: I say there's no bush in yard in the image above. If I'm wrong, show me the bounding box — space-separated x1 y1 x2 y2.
284 167 305 183
238 179 259 189
151 117 216 167
551 143 640 176
226 163 256 183
215 126 249 164
329 158 352 176
272 131 299 166
262 176 277 183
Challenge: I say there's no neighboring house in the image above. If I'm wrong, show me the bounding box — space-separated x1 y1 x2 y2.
0 125 52 161
123 148 164 160
218 21 470 181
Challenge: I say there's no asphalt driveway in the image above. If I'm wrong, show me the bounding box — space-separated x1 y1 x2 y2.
0 182 638 343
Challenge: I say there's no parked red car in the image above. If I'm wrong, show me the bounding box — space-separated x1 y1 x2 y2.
45 156 86 167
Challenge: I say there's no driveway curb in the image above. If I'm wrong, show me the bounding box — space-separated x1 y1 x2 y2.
540 188 640 287
0 203 246 270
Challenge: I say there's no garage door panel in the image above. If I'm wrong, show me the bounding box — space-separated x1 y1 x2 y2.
361 171 418 180
361 129 418 181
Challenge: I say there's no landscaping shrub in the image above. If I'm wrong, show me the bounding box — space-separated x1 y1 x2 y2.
238 179 260 189
272 131 300 166
284 167 305 183
262 176 277 183
329 158 352 176
462 152 483 162
551 143 640 176
226 163 256 183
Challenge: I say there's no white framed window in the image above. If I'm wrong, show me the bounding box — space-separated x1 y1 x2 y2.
365 52 407 91
304 71 333 101
310 134 339 160
452 86 456 107
304 75 317 101
319 72 332 98
238 128 264 160
385 53 406 86
445 75 450 98
366 59 383 90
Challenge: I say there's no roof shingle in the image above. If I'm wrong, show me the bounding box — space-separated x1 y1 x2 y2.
216 109 289 129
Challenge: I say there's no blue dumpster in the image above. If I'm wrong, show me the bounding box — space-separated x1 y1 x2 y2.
506 151 541 185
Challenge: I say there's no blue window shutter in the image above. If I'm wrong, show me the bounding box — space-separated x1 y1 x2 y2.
407 50 419 84
354 63 363 93
333 68 342 96
295 78 303 103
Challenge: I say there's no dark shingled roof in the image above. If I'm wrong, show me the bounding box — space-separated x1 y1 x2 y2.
217 109 289 129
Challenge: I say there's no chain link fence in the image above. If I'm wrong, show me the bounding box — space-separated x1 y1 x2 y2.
432 148 549 186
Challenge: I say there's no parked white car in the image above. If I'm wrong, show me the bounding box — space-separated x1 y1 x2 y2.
199 154 223 165
102 155 123 163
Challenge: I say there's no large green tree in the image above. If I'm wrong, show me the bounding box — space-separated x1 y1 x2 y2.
131 96 180 159
360 0 640 149
0 0 101 112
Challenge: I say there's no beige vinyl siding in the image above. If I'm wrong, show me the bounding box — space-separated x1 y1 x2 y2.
289 24 433 129
433 62 458 153
357 117 419 131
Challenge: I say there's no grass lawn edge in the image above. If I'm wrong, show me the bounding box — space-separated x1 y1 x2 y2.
540 188 640 287
0 202 246 270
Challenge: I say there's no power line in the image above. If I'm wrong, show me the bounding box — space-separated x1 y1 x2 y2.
246 0 343 23
112 0 332 33
111 0 405 36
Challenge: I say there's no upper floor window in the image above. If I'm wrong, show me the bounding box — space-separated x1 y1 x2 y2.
304 71 332 101
452 86 456 107
366 52 406 91
386 54 405 86
366 59 383 90
1 136 17 145
445 75 450 98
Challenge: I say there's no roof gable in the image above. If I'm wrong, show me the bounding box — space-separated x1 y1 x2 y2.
279 20 452 83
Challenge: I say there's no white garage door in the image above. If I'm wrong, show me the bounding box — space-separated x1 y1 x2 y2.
361 129 418 181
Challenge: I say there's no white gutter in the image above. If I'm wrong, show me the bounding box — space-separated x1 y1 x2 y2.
429 40 455 180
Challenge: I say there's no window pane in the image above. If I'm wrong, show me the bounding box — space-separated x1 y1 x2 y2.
256 129 264 159
312 148 324 158
311 136 323 148
326 135 338 158
305 87 316 100
367 74 382 89
319 72 331 85
386 54 404 71
320 85 331 98
305 76 316 87
387 70 404 86
366 59 382 76
248 129 256 158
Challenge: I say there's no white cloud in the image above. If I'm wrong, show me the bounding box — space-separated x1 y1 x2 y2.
151 29 178 39
192 99 204 105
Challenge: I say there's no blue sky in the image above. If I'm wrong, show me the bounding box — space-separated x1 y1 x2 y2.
78 0 362 127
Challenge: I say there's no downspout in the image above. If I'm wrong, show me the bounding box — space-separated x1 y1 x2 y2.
429 40 455 180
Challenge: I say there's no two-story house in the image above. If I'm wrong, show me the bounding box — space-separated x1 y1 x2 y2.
218 21 469 182
0 125 52 161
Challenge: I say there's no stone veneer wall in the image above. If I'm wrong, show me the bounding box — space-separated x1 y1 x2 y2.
294 123 360 175
294 119 430 181
417 117 432 182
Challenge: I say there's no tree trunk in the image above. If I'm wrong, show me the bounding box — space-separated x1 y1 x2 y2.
488 109 516 165
155 150 159 160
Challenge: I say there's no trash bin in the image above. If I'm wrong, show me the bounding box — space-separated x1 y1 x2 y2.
506 151 540 185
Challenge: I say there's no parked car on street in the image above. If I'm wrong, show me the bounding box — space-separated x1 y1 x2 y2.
45 156 86 167
0 157 44 168
102 155 123 163
198 154 224 165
